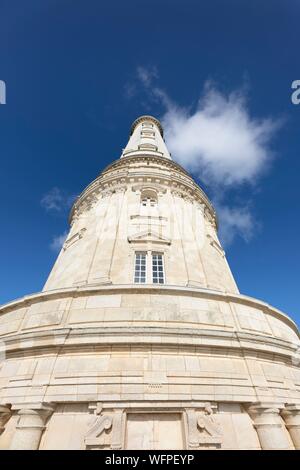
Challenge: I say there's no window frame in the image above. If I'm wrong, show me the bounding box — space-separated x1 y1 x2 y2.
133 250 165 285
140 189 158 209
151 252 165 284
133 251 147 284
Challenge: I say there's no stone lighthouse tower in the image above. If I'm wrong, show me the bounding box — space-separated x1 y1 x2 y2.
0 115 300 450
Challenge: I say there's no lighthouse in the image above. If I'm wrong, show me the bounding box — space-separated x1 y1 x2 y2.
0 115 299 450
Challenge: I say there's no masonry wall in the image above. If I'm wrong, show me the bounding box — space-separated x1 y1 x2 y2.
43 156 238 294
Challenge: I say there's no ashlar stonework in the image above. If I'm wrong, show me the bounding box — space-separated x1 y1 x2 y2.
0 115 299 450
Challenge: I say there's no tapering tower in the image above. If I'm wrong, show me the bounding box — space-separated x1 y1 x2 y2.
0 116 300 450
44 115 237 294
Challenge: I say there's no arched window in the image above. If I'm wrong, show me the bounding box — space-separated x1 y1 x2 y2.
140 189 158 208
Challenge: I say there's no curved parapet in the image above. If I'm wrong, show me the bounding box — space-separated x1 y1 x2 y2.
0 285 299 411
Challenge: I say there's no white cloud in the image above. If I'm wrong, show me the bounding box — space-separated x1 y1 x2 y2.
50 231 68 252
162 85 280 187
134 66 280 187
41 187 76 212
133 66 282 246
215 203 256 247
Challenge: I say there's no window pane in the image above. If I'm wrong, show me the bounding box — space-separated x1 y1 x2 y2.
134 252 147 284
152 253 164 284
141 193 157 208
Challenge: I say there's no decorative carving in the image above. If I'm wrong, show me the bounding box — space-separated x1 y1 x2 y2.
204 207 217 227
132 183 167 195
114 185 127 194
146 383 163 393
186 404 222 449
0 405 11 435
85 408 125 450
128 230 171 246
186 409 200 448
207 235 225 257
63 228 86 251
101 189 114 198
85 414 113 448
69 155 216 228
197 404 222 443
171 187 214 216
72 196 98 219
111 409 124 450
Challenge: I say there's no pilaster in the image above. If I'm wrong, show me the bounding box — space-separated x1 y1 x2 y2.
281 404 300 450
9 403 55 450
247 402 291 450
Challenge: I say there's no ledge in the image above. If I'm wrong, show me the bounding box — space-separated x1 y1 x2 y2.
1 324 298 360
0 283 299 337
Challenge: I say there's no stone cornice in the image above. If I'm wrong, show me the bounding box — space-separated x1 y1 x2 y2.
100 154 191 178
0 325 298 363
0 284 298 337
68 155 217 228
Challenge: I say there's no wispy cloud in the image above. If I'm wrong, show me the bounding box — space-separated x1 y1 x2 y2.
130 66 282 245
215 203 257 247
41 188 75 252
41 187 76 212
50 230 68 252
124 66 171 107
124 82 137 100
137 65 159 87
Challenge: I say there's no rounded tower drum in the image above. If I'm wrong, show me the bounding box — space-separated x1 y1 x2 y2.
0 116 299 450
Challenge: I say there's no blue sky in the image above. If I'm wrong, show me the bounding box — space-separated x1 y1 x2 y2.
0 0 299 325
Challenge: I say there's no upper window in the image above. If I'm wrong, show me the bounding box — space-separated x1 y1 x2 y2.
134 251 165 284
152 253 164 284
134 252 147 284
140 189 158 208
141 196 157 208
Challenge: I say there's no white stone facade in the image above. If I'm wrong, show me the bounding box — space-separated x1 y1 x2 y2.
0 116 299 450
